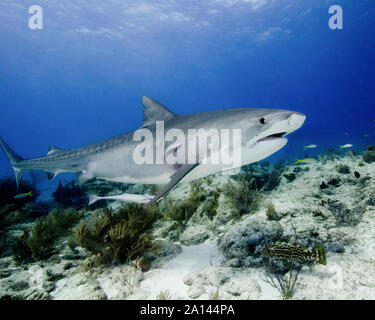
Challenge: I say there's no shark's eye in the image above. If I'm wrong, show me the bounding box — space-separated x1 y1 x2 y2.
260 118 266 125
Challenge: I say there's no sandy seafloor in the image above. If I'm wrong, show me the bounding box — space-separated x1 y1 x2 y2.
1 151 375 300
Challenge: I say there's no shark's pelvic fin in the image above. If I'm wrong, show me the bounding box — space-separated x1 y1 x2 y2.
47 146 63 155
141 96 176 127
0 136 24 191
146 163 199 206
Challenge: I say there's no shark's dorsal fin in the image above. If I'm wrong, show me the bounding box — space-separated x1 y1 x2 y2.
142 96 175 127
47 146 62 155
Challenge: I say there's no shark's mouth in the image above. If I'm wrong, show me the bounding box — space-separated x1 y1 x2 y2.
257 132 287 142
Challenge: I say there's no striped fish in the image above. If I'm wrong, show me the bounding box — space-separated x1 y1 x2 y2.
261 242 326 265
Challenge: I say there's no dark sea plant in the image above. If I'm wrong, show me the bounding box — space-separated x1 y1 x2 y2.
163 180 204 226
262 255 301 300
222 177 261 218
13 207 83 261
52 181 87 208
71 203 160 266
205 189 220 224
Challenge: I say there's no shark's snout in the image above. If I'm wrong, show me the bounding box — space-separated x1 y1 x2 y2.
288 112 306 132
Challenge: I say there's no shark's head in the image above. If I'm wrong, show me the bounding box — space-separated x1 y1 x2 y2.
232 108 306 165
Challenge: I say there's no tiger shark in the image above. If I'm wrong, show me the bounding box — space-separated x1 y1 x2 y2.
0 96 306 205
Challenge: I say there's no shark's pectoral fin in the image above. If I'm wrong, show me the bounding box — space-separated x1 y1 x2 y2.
146 163 199 206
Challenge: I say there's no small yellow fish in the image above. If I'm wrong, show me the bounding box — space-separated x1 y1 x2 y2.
364 134 369 137
13 191 33 199
295 158 316 165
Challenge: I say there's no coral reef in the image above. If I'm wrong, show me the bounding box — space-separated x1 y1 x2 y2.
218 217 283 267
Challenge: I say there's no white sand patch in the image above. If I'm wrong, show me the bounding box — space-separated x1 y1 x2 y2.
136 241 223 299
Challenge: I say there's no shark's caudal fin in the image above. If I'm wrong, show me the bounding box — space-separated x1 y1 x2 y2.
0 137 24 191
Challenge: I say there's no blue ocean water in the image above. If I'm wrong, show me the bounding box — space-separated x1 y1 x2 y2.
0 0 374 185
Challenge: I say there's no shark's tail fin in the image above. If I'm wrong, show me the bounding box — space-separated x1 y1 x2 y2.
0 137 24 191
88 194 101 206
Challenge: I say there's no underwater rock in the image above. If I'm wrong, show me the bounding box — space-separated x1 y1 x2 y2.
366 197 375 206
180 225 209 245
283 173 296 182
218 216 283 267
246 232 264 247
188 286 204 299
7 279 29 291
320 182 328 189
63 262 74 270
321 189 333 195
224 258 241 268
43 281 55 293
328 242 345 253
359 176 371 185
45 269 64 282
0 270 12 279
327 178 340 187
336 164 350 174
363 150 375 163
223 278 261 299
354 171 361 179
